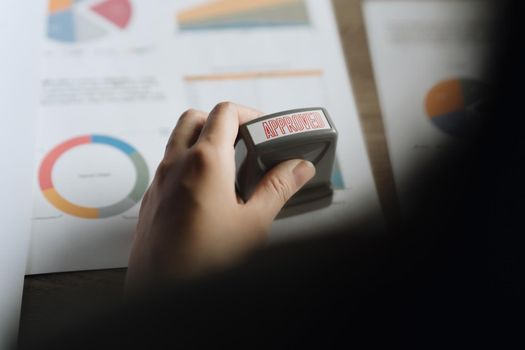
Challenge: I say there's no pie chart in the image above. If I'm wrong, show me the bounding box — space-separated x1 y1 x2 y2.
47 0 132 43
425 78 485 137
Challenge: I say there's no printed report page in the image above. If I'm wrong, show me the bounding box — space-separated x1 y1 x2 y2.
363 0 494 213
28 0 382 274
28 0 186 274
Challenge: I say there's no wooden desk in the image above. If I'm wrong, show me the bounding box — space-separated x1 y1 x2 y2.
20 0 398 340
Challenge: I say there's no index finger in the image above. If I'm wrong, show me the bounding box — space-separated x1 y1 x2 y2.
198 102 263 148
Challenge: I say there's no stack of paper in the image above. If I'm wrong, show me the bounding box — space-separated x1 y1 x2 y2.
1 1 382 345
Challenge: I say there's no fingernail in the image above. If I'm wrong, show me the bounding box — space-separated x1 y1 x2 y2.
292 160 316 187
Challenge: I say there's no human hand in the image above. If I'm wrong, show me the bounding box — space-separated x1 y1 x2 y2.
126 102 315 290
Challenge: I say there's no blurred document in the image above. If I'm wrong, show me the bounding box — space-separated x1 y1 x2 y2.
364 0 494 213
0 1 42 347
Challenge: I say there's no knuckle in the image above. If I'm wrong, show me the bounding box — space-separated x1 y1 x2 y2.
189 143 216 167
164 135 176 151
156 160 170 174
265 176 293 205
179 108 199 120
213 101 235 114
154 160 172 182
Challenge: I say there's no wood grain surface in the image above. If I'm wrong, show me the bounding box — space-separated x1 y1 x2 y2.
19 0 399 340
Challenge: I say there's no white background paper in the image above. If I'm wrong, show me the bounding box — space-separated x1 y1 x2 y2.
0 1 44 347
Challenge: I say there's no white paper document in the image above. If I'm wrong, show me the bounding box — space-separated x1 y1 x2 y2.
0 1 43 347
27 0 382 274
363 0 493 212
28 0 181 274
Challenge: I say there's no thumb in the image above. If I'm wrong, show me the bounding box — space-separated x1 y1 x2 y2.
246 159 316 221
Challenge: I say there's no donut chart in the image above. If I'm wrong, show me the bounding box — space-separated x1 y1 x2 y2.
425 78 485 137
39 135 149 219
